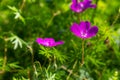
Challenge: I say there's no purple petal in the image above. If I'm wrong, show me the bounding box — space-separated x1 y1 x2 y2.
70 23 81 37
70 3 83 13
36 38 55 47
84 0 96 8
53 41 64 46
70 21 98 39
83 0 96 10
89 4 96 8
70 0 96 13
43 38 55 47
79 2 85 9
76 21 91 38
36 38 43 44
87 26 98 38
72 0 77 3
84 0 92 3
79 21 90 32
36 38 64 47
44 38 55 43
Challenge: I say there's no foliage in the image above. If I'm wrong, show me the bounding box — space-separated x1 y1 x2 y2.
0 0 120 80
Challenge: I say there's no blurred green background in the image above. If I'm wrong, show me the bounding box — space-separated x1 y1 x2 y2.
0 0 120 80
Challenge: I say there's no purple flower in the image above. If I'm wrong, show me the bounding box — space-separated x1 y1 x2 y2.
36 38 64 47
70 0 96 13
70 21 98 39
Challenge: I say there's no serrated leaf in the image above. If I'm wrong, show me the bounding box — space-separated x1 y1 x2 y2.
9 35 23 50
14 12 25 24
8 5 25 24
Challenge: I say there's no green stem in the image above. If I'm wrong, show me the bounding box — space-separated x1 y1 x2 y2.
28 46 34 68
76 13 81 22
47 11 60 28
54 55 57 70
20 0 26 11
2 38 7 71
81 39 85 66
28 46 36 80
111 9 120 27
46 14 55 28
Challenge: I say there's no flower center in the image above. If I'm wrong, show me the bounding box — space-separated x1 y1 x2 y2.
44 42 50 46
81 32 87 37
80 3 84 8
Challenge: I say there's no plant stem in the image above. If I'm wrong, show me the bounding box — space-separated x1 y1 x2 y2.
61 65 79 78
66 60 78 80
81 39 85 66
20 0 26 11
47 10 60 28
54 55 57 70
76 13 81 22
2 38 7 71
28 46 36 80
111 9 120 27
47 15 54 28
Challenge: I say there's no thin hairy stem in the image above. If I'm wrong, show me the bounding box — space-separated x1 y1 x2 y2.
81 39 85 66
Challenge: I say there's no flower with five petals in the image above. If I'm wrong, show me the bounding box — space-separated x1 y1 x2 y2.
70 21 98 39
36 38 64 47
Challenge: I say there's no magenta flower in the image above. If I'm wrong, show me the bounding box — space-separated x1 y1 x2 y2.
36 38 64 47
70 0 96 13
70 21 98 39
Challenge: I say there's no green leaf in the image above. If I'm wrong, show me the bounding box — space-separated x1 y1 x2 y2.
7 5 18 12
9 36 22 50
8 62 23 69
